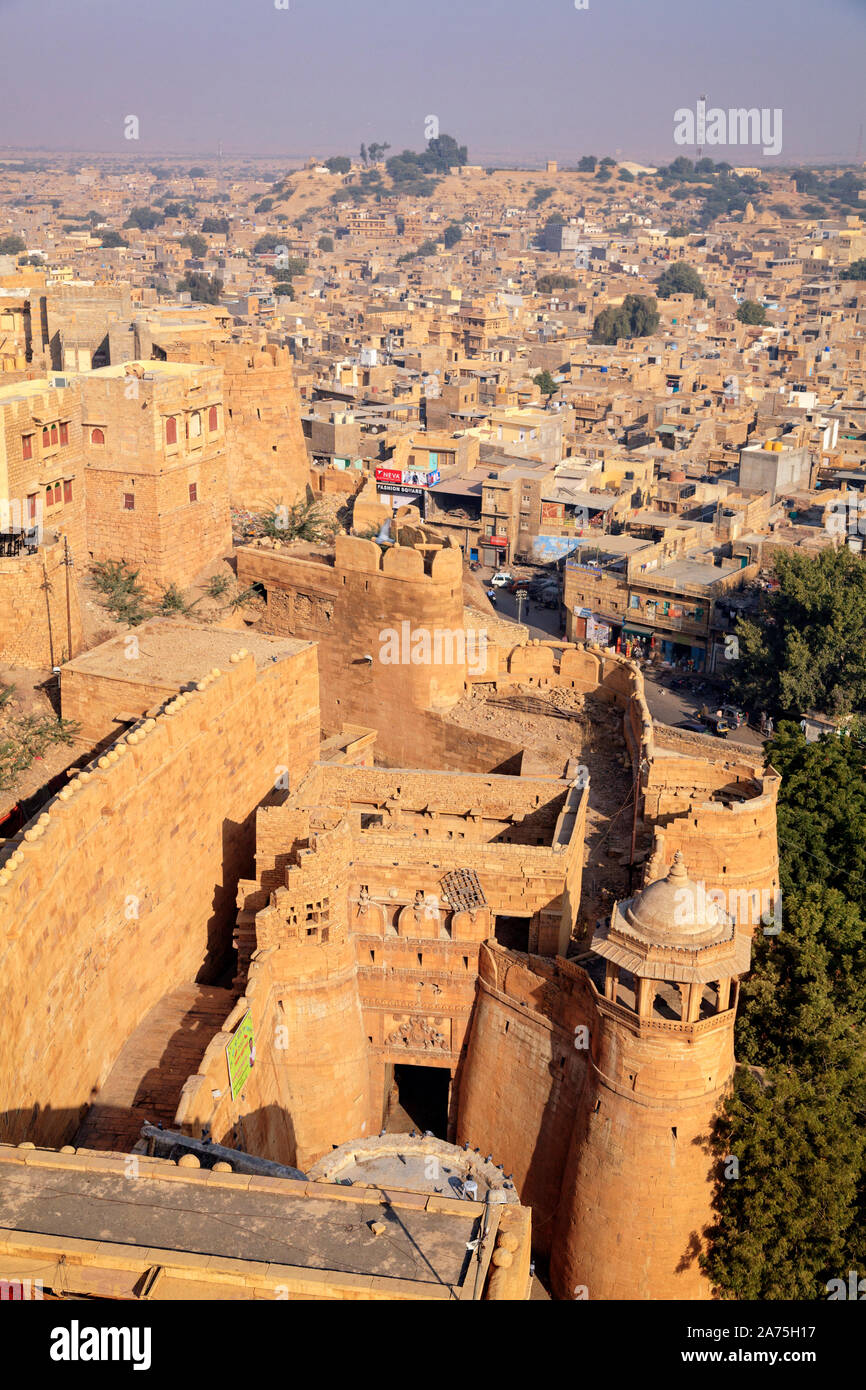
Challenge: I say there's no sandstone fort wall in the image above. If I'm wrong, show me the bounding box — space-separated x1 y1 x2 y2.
0 645 320 1147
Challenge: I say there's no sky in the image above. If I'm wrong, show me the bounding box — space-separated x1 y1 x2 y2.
0 0 863 166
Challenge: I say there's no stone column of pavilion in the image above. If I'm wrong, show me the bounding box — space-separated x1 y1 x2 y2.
550 851 752 1301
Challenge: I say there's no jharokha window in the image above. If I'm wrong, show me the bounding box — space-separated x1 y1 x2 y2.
91 428 105 446
50 425 58 446
59 422 69 446
165 416 178 446
42 427 50 447
208 405 218 431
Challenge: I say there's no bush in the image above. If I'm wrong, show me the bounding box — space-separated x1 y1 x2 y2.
261 498 335 544
0 712 79 793
90 560 150 626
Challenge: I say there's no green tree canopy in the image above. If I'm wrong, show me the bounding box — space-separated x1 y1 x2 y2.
533 370 558 396
736 300 768 325
317 234 334 252
176 272 223 304
0 234 26 255
841 258 866 281
181 233 207 258
124 206 164 231
731 548 866 718
591 294 660 344
655 262 707 299
325 156 351 174
537 273 578 293
702 731 866 1299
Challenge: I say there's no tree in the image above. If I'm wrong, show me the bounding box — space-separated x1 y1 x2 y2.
841 258 866 281
537 273 578 293
0 234 26 255
425 134 467 171
188 167 206 178
359 143 368 167
736 300 768 325
591 294 660 344
730 548 866 718
533 370 558 396
176 272 223 304
529 186 554 208
325 156 351 174
317 234 334 252
442 222 463 247
201 217 230 234
124 206 164 231
700 729 866 1299
100 230 128 249
655 262 707 299
181 233 207 258
577 155 597 172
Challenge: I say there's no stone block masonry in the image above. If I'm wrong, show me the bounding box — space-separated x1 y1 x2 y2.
0 637 320 1148
164 342 310 512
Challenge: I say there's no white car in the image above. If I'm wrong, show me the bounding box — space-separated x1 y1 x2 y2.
490 571 513 587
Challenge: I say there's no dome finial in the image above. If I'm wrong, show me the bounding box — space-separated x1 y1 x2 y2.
669 850 687 882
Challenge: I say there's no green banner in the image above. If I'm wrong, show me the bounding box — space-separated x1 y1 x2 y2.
226 1011 255 1100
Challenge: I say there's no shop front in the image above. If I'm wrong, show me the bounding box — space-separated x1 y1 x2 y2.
572 607 619 649
482 534 509 567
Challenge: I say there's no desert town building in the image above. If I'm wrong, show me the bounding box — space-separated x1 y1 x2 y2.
0 145 857 1300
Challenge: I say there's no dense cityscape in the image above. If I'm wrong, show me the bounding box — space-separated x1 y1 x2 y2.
0 0 863 1364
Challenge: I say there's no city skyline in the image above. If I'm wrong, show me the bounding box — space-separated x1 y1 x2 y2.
0 0 863 164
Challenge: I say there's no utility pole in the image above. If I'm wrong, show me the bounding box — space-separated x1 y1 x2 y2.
63 534 74 662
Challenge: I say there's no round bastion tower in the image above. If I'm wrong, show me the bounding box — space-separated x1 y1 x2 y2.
551 852 752 1300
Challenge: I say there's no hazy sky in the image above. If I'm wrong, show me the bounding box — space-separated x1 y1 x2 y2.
1 0 863 165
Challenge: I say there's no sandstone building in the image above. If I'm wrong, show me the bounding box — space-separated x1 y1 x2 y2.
0 599 777 1298
79 360 231 594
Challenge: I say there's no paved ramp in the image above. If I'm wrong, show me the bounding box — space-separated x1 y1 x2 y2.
74 983 235 1152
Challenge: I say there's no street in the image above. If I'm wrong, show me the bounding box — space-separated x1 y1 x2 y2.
479 565 765 748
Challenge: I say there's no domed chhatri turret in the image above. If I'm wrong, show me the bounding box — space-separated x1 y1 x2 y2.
590 849 751 1023
551 852 753 1300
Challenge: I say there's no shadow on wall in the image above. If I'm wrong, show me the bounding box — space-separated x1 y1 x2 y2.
202 815 258 982
0 1105 84 1149
223 1104 300 1169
